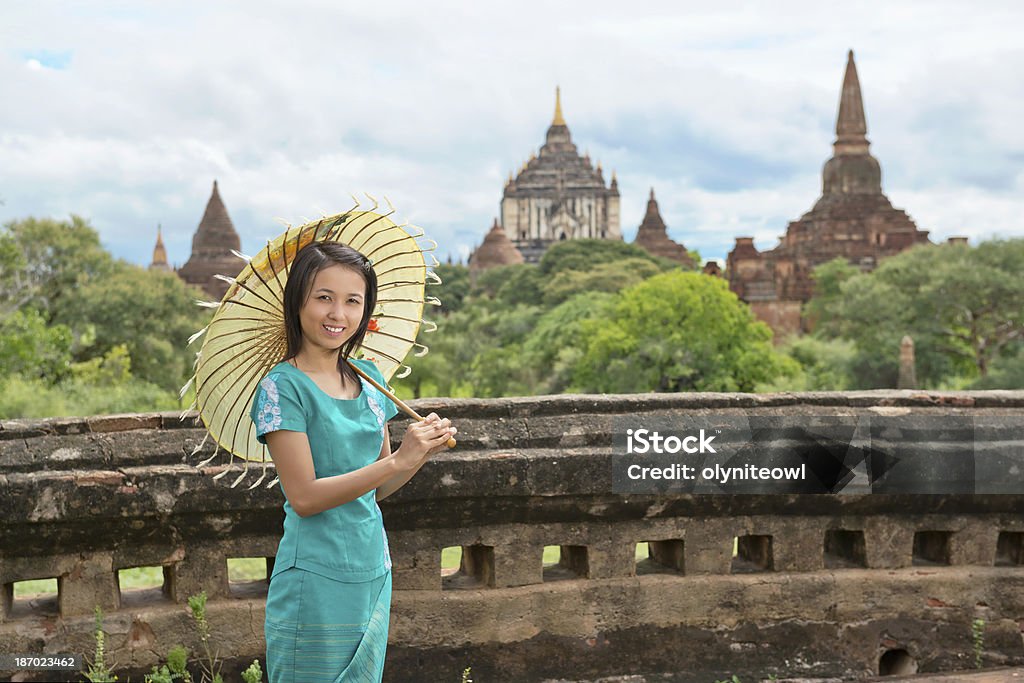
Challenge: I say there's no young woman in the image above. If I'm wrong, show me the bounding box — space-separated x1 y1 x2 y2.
249 241 455 683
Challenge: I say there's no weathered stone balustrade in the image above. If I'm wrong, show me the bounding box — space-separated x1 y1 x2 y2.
1 391 1023 682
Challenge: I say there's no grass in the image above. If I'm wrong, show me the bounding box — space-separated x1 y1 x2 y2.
227 558 269 582
13 559 269 599
13 578 58 599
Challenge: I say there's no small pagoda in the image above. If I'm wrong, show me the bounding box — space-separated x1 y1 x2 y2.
176 180 243 300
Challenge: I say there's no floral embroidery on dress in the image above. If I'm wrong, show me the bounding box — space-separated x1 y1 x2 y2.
256 375 283 436
363 378 386 436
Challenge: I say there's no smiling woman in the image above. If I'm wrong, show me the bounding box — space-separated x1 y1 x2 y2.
249 241 456 683
295 267 368 390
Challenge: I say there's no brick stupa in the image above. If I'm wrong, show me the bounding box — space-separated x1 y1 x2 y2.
177 180 242 300
469 218 525 275
633 188 694 267
727 51 930 337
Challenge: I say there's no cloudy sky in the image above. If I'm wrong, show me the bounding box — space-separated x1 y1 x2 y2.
2 1 1022 267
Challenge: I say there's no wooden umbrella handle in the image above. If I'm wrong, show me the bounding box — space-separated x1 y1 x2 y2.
347 361 457 448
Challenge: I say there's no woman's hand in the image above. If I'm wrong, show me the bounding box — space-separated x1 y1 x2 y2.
393 413 456 471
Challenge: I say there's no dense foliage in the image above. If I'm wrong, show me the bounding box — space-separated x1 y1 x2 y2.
777 240 1024 391
5 215 1018 418
404 239 793 398
0 216 211 418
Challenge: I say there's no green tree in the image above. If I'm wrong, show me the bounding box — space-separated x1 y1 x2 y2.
756 336 857 392
0 215 115 323
574 272 790 392
432 263 470 315
970 342 1024 389
815 240 1024 387
468 343 531 398
402 314 473 399
804 256 860 336
541 258 662 306
523 292 615 393
471 263 545 308
0 371 176 419
405 298 544 398
538 238 668 278
0 308 73 380
70 344 133 385
55 262 212 391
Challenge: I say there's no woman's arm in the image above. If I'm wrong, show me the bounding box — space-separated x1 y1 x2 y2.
266 414 453 517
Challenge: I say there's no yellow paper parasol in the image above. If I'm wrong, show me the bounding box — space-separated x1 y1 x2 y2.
181 197 441 488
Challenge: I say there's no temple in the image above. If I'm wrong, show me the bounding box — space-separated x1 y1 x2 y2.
498 87 622 263
176 180 243 300
726 51 930 337
633 188 695 267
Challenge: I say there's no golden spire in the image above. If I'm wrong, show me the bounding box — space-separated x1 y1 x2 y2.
150 224 170 270
552 86 566 126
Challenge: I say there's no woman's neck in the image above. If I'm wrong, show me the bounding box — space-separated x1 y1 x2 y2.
291 348 343 376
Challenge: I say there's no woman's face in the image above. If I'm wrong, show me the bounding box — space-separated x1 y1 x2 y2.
298 264 368 354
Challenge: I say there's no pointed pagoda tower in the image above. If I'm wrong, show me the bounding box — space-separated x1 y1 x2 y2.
817 50 885 204
633 188 695 267
148 224 172 271
177 180 242 300
500 87 621 263
727 50 930 338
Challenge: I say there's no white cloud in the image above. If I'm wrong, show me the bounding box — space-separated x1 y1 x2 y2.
1 0 1022 267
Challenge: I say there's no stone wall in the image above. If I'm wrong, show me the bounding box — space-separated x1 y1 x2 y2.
749 300 803 340
2 391 1023 682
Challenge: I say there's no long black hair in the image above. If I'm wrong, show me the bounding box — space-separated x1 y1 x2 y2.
281 241 378 383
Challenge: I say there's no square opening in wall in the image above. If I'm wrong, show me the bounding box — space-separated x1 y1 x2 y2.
635 540 684 575
441 546 462 578
912 531 952 566
824 529 867 568
995 532 1024 566
443 544 492 590
117 566 173 608
731 535 774 573
227 557 273 598
543 545 588 582
6 578 60 619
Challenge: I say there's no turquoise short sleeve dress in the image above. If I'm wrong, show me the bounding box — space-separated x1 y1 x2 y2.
250 358 399 683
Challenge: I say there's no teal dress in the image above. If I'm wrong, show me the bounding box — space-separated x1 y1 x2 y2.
250 358 399 683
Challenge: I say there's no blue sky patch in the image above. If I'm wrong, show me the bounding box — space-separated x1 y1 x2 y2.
21 49 73 70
